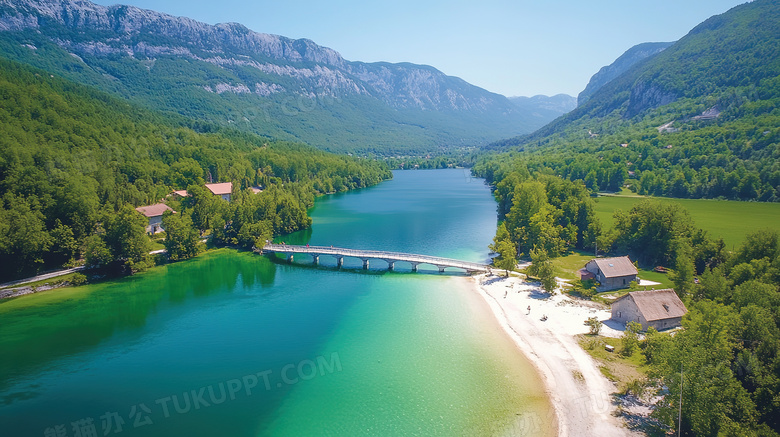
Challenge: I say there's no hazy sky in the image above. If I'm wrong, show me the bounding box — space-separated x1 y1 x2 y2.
92 0 748 97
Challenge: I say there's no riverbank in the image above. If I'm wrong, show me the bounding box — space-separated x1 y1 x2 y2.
472 273 636 437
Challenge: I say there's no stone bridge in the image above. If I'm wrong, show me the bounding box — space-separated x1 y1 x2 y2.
260 244 491 274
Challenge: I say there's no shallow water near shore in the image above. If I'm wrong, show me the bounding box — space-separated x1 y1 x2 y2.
0 169 554 436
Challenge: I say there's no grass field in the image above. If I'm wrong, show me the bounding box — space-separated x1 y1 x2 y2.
552 249 674 292
593 194 780 249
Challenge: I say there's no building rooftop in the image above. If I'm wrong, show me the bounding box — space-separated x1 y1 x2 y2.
614 289 688 322
135 203 174 218
591 256 638 278
205 182 232 196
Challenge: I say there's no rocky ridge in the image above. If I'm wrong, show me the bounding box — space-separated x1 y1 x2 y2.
0 0 511 113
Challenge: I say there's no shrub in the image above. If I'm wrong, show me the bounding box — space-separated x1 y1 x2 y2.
587 317 603 335
620 321 642 356
70 273 87 286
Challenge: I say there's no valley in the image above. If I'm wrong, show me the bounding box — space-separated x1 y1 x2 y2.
0 0 778 436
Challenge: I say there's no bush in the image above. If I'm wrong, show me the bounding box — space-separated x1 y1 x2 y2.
623 379 647 397
587 317 603 335
620 321 642 356
69 273 87 286
584 336 605 350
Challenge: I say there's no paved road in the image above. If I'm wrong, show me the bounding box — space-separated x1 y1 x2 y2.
0 266 86 289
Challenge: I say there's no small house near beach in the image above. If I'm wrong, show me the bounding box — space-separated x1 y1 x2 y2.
135 203 174 234
585 256 638 291
611 289 687 331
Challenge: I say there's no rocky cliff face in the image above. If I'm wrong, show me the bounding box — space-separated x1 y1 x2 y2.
0 0 346 66
0 0 513 113
577 41 673 106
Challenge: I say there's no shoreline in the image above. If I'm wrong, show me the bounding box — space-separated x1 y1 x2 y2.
471 273 634 437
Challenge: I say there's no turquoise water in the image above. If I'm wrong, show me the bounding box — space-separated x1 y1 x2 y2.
0 169 553 436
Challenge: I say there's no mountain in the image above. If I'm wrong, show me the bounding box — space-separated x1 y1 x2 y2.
0 0 552 154
577 42 673 106
483 0 780 202
508 94 577 120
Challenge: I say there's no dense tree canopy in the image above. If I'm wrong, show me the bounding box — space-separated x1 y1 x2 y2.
0 57 390 280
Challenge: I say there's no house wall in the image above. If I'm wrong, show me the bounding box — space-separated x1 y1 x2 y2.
611 298 643 325
147 216 164 234
611 298 683 331
646 317 682 331
601 274 636 290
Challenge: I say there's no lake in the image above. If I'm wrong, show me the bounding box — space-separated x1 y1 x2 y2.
0 169 553 436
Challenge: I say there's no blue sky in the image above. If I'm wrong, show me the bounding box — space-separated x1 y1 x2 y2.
92 0 748 97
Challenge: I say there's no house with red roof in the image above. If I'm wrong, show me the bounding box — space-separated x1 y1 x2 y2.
135 203 174 234
205 182 233 201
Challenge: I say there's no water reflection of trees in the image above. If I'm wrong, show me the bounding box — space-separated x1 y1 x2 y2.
0 250 276 394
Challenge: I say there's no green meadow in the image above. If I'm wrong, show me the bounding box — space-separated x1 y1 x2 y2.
594 195 780 250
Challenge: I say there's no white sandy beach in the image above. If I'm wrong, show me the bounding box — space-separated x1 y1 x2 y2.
473 273 637 437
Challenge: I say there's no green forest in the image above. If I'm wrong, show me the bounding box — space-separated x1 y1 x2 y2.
482 93 780 202
474 155 780 434
0 57 391 280
473 2 780 430
487 0 780 203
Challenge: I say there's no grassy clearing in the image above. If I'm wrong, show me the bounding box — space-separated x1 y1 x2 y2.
551 250 594 280
554 249 674 291
579 335 649 392
593 195 780 249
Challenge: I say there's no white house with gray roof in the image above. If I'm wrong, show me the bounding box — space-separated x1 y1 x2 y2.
611 289 688 331
585 256 638 291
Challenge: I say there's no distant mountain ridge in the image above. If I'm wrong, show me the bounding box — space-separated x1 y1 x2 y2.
509 94 576 113
503 0 780 145
0 0 555 153
577 41 674 106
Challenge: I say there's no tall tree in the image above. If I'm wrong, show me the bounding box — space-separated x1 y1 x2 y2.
528 246 557 294
103 205 151 272
162 211 201 261
671 239 696 299
490 222 518 276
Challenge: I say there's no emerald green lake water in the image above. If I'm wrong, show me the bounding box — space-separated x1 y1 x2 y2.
0 169 554 436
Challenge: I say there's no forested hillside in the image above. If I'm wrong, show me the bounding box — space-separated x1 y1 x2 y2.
0 0 551 154
473 3 780 433
0 57 390 280
486 0 780 202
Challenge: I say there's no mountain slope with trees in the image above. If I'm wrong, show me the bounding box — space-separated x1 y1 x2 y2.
0 0 553 154
0 56 390 281
485 0 780 203
577 41 673 106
